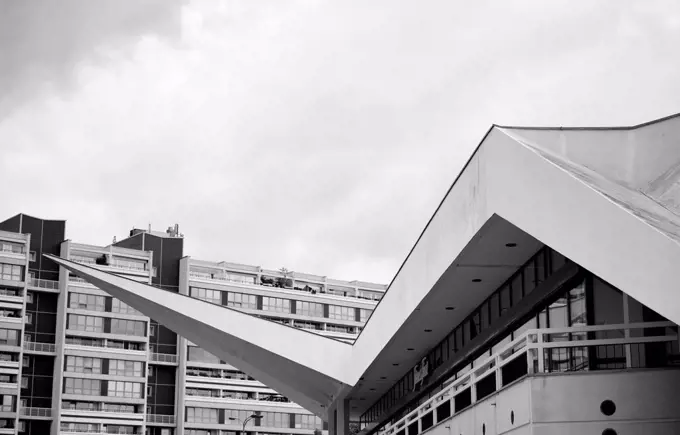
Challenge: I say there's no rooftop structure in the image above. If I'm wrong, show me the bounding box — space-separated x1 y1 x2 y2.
54 113 680 435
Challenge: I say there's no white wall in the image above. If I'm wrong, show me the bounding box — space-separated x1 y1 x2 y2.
421 370 680 435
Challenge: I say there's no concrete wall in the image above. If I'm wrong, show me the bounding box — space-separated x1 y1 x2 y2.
422 370 680 435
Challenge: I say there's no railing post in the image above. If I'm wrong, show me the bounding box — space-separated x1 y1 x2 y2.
536 332 545 374
470 372 477 404
622 294 633 368
495 354 502 391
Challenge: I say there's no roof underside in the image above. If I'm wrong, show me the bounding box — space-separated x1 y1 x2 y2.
52 113 680 421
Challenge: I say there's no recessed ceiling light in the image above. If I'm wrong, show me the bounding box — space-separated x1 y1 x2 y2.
505 243 517 248
424 329 432 332
472 278 482 283
407 348 415 351
445 306 455 311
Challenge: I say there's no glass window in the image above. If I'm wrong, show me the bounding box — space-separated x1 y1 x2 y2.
226 292 257 310
0 263 23 282
262 297 291 314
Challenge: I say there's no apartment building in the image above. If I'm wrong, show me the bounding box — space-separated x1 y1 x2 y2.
0 213 385 435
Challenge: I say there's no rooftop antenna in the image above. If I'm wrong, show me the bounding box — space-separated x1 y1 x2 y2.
148 222 151 233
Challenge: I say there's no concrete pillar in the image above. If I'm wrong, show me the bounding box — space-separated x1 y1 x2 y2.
330 398 350 435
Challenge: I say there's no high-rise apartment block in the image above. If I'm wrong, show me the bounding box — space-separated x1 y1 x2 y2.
0 213 385 435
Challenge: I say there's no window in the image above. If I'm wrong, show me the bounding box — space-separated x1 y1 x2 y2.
67 314 103 333
108 360 143 377
190 287 222 305
147 385 152 397
26 292 33 304
328 305 354 321
0 242 24 255
111 298 141 315
69 293 105 312
0 329 19 346
150 325 155 337
65 356 102 374
24 313 32 325
21 376 28 388
226 292 257 310
22 356 29 367
297 301 324 318
360 309 373 322
186 407 218 424
0 263 23 282
107 381 143 398
187 346 221 364
262 297 291 313
110 319 146 337
64 378 101 396
29 251 36 262
148 366 154 377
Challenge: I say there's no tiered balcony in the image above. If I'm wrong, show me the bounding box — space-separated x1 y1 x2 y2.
23 341 57 354
20 406 52 419
149 352 178 365
376 322 679 435
28 277 60 292
146 414 176 425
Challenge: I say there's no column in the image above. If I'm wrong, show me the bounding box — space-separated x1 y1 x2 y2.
330 398 350 435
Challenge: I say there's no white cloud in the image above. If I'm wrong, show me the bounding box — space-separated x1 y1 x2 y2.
1 0 679 283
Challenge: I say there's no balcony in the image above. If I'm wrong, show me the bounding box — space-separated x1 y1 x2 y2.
20 406 52 418
377 322 679 435
188 272 381 304
28 277 60 292
149 352 178 364
23 341 56 354
147 414 176 425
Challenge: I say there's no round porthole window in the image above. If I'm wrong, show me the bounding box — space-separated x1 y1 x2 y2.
600 400 616 416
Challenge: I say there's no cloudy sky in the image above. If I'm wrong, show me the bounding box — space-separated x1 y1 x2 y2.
1 0 679 284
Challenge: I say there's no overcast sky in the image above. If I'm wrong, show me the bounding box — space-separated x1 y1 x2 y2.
1 0 679 284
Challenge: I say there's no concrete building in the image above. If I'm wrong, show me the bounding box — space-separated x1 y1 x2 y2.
0 215 384 435
54 113 680 435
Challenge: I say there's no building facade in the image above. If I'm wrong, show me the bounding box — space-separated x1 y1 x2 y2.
42 113 680 435
0 214 385 435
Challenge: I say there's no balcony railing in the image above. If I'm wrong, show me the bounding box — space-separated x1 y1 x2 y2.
23 341 56 353
29 278 59 290
0 404 12 412
188 272 383 303
378 322 679 435
147 414 175 424
21 407 52 417
149 352 178 364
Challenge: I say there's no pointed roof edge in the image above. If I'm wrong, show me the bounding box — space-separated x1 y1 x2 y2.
495 111 680 131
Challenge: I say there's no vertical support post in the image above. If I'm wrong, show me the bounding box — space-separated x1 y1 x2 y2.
622 294 632 368
536 333 545 374
336 398 350 435
495 354 502 391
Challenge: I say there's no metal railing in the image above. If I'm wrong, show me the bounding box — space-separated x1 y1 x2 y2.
147 414 175 424
378 322 678 435
149 352 178 364
23 341 56 353
21 407 52 417
29 278 59 290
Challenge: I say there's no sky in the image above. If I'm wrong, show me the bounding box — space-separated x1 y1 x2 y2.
1 0 679 284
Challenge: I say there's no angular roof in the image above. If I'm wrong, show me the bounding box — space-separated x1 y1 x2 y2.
48 112 680 421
